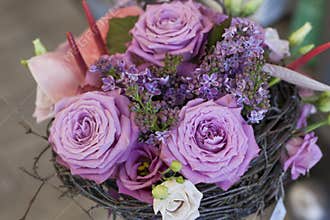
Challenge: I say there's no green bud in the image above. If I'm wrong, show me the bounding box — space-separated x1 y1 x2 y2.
152 185 168 200
299 44 315 55
224 0 243 16
241 0 264 17
317 92 330 113
318 99 330 113
176 176 185 184
200 0 224 13
289 22 312 46
224 0 232 10
33 38 47 56
20 59 28 66
170 160 182 172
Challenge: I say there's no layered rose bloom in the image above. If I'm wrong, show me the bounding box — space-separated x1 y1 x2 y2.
49 91 139 183
161 95 260 190
282 104 322 180
283 134 322 180
127 0 213 66
27 6 143 122
117 144 165 204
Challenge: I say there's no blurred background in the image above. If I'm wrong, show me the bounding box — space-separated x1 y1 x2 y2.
0 0 329 219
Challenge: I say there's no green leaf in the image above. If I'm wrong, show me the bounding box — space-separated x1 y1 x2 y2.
107 16 139 54
207 17 232 51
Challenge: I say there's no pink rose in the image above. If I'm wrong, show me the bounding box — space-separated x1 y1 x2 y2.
27 6 143 122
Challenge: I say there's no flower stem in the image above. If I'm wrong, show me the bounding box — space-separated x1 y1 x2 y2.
288 42 330 70
269 77 281 87
294 119 329 136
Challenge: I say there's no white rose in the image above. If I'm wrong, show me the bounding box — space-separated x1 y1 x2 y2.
153 180 203 220
265 28 290 63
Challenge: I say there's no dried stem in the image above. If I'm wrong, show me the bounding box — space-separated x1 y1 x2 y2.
19 181 46 220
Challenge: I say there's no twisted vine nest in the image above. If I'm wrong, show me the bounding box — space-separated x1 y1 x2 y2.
53 82 300 220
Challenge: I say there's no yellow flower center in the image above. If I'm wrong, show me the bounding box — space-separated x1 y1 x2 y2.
137 161 150 177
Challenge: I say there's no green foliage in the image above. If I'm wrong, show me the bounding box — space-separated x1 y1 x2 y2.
241 0 263 17
151 54 183 78
107 16 139 54
223 0 263 17
207 17 232 52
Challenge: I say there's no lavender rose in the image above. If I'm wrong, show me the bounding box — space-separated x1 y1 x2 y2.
49 91 139 183
127 0 213 66
282 103 322 180
283 133 322 180
296 104 316 129
116 144 165 203
161 95 260 190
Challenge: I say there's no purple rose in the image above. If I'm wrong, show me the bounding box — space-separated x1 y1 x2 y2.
161 95 260 190
117 144 165 203
283 133 322 180
296 104 316 129
49 91 139 183
127 0 213 66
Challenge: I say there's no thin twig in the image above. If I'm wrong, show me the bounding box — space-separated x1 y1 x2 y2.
19 181 46 220
19 121 48 141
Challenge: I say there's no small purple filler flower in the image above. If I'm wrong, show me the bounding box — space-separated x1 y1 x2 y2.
49 91 139 183
102 76 116 92
161 95 260 190
127 0 213 66
117 144 165 203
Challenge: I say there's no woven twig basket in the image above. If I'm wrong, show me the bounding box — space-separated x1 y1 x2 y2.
53 82 300 220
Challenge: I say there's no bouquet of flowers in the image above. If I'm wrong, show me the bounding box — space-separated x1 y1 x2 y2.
23 0 330 219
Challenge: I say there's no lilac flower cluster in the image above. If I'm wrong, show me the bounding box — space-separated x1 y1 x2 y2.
186 18 270 123
90 55 188 142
